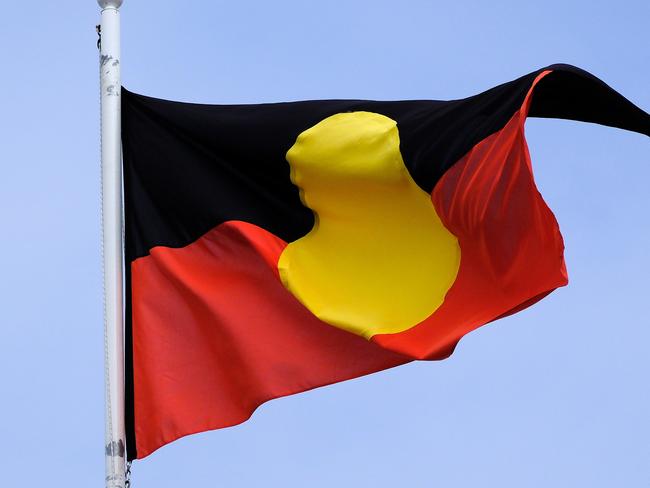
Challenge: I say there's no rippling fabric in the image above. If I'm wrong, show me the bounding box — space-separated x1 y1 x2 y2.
122 65 649 459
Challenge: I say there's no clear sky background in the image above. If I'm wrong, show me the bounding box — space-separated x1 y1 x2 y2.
0 1 648 487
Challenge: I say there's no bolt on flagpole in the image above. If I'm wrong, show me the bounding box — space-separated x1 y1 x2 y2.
98 1 127 487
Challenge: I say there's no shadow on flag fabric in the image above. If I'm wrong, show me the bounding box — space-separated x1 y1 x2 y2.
121 64 649 460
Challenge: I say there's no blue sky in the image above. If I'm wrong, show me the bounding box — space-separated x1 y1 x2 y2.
0 1 648 486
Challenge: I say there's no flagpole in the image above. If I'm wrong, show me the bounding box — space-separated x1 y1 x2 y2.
98 1 127 487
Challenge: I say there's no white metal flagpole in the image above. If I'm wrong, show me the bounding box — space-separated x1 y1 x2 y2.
98 1 127 487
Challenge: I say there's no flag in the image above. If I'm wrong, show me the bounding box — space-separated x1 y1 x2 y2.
121 64 649 459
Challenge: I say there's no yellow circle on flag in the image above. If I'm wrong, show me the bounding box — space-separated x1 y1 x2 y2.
279 112 461 338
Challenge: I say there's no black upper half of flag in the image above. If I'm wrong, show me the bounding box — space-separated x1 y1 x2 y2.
122 64 649 262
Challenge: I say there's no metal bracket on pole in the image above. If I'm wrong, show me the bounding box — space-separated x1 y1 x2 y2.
98 1 126 487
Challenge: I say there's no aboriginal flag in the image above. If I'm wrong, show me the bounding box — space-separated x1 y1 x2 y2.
122 65 649 459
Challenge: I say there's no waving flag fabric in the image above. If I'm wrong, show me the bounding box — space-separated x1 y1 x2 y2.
121 64 649 459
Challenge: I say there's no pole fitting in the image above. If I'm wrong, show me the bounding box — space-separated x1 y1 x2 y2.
98 0 123 9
